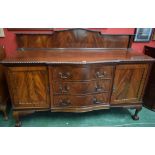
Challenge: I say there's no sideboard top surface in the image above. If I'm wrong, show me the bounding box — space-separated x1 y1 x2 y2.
1 29 154 64
1 49 154 64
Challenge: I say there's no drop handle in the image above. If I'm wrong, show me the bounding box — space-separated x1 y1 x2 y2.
113 85 116 92
59 72 71 79
59 99 71 106
59 85 70 93
93 97 103 104
95 86 103 92
96 71 107 78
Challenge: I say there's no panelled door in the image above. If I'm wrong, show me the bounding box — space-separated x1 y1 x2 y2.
111 64 149 104
6 66 50 109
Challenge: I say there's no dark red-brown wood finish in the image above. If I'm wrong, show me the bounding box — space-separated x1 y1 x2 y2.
143 46 155 110
16 29 131 49
2 50 154 64
6 67 50 110
1 29 154 126
0 46 9 120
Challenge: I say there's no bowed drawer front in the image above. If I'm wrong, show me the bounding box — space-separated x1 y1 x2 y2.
49 65 114 109
53 93 109 107
53 80 111 95
51 65 113 81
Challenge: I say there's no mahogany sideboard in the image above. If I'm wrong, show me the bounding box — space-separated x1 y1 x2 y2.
0 46 9 120
1 29 154 126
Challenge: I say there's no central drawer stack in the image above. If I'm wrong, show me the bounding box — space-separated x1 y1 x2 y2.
49 65 114 111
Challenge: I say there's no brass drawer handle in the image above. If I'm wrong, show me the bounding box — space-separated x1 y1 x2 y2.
59 72 71 79
93 97 103 104
113 85 116 93
96 71 107 78
59 85 70 93
59 99 71 106
95 87 103 92
95 83 103 92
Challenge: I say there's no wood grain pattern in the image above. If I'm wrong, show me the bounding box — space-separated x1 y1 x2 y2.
2 29 154 126
53 93 109 108
111 64 149 104
2 50 154 64
51 65 113 81
53 80 111 95
16 29 131 48
49 64 113 110
6 66 50 109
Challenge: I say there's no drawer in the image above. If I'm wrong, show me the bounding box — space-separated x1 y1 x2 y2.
51 65 113 81
53 80 111 95
53 93 109 107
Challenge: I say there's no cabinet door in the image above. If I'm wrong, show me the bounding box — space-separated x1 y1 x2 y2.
111 64 149 104
6 67 50 109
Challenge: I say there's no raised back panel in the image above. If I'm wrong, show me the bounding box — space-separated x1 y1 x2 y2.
16 29 132 49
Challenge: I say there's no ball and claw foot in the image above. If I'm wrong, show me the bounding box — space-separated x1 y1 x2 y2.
15 121 22 127
3 115 8 121
132 115 139 120
3 111 8 121
131 107 142 121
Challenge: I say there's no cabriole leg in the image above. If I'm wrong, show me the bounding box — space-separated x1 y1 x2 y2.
0 105 8 121
3 110 8 121
13 111 22 127
12 110 35 127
